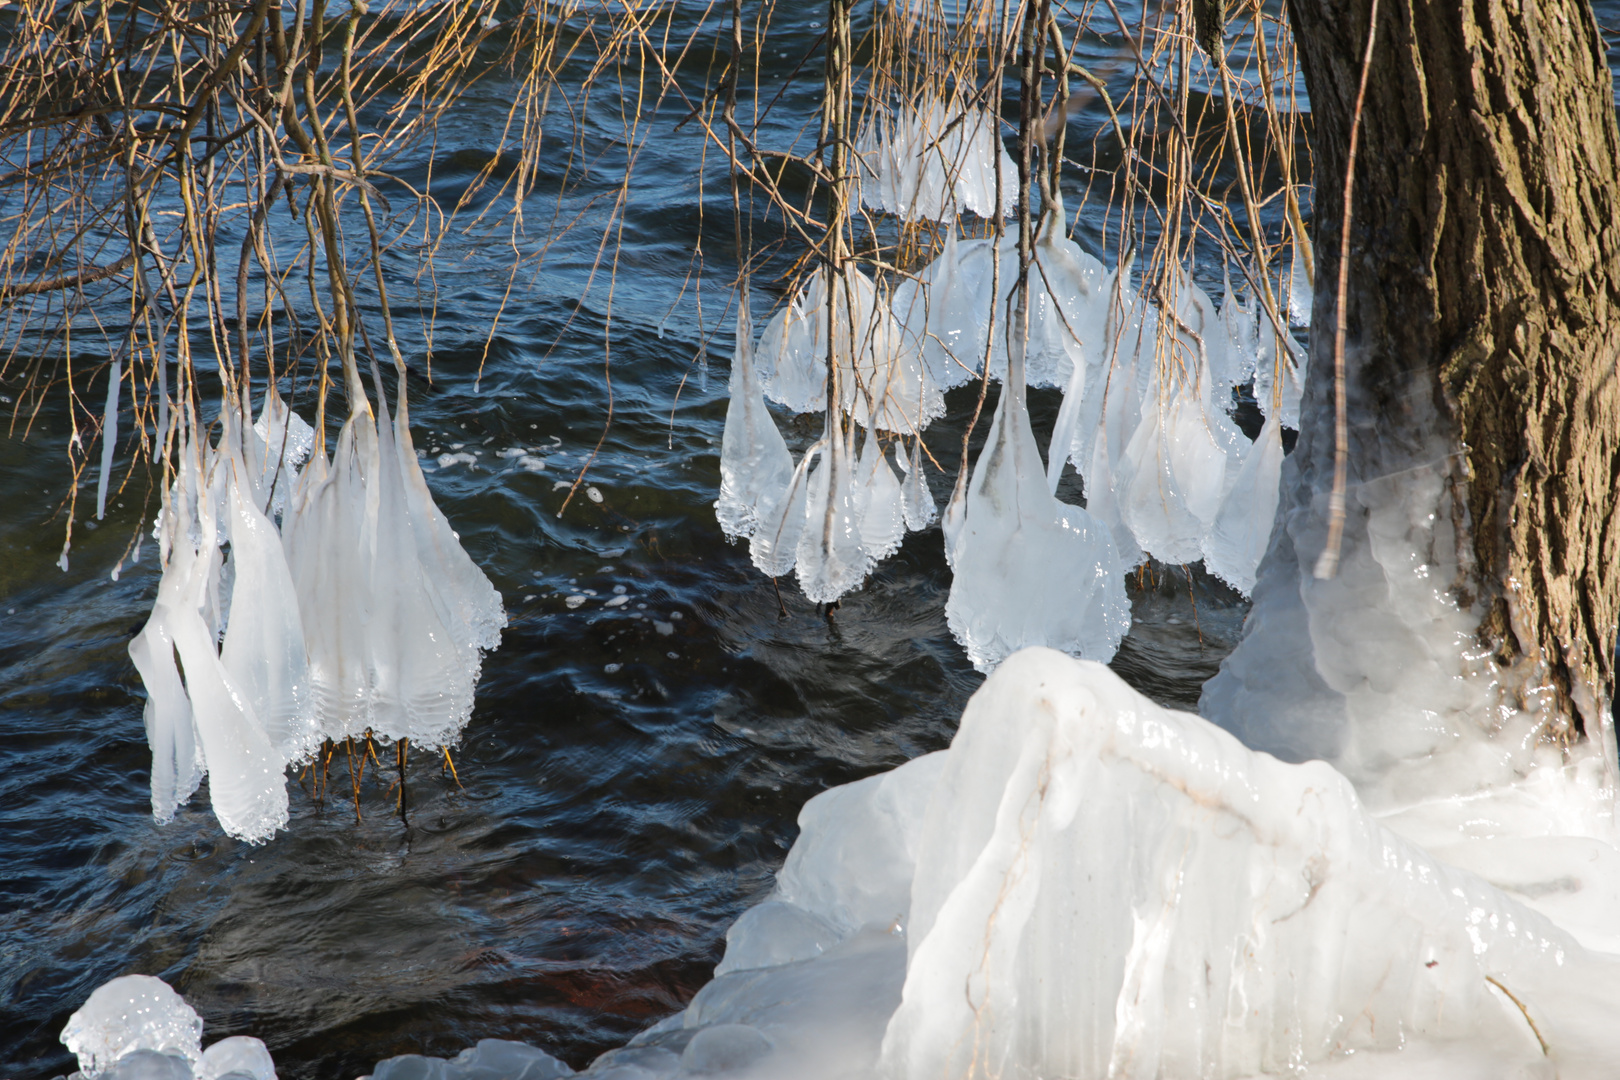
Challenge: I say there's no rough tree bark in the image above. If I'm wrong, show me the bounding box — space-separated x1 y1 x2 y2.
1227 0 1620 754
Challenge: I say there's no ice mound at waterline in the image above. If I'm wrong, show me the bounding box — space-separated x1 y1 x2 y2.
415 648 1620 1080
57 975 276 1080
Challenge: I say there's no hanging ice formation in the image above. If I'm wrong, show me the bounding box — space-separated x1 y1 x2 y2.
130 365 504 843
855 99 1015 222
283 363 506 750
944 276 1129 671
714 289 793 540
736 268 945 604
754 265 944 433
889 195 1110 394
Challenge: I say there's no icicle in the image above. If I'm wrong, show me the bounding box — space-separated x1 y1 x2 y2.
895 231 1000 391
945 330 1129 671
756 280 824 415
795 418 870 604
368 394 484 749
165 450 290 844
751 442 818 578
1287 243 1313 327
1021 195 1109 390
282 401 378 744
895 437 937 531
96 356 121 520
219 452 319 767
250 388 314 522
716 288 795 539
392 389 506 659
855 100 1014 222
1084 414 1142 569
1220 272 1261 390
854 430 905 564
1254 325 1305 430
1046 339 1088 495
129 539 203 824
1116 370 1226 567
1202 410 1284 596
756 266 941 434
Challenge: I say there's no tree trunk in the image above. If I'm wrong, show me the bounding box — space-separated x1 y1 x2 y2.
1203 0 1620 791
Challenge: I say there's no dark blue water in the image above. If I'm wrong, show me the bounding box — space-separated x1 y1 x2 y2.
0 3 1369 1075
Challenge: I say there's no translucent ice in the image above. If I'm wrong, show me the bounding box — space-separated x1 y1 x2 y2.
1202 409 1284 595
890 230 999 391
249 388 314 521
219 436 319 767
882 650 1620 1080
282 376 504 750
853 430 905 564
196 1037 276 1080
749 440 815 579
1253 324 1305 430
1019 198 1110 391
134 425 290 843
368 1039 572 1080
895 207 1108 397
755 267 942 434
1115 364 1227 566
855 100 1013 222
945 331 1129 671
61 975 202 1076
894 437 937 531
716 289 794 539
795 421 869 603
1287 243 1313 327
502 649 1620 1080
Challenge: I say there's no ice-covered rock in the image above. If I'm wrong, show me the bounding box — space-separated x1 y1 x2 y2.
61 976 203 1077
881 650 1620 1080
196 1037 276 1080
368 1039 572 1080
716 289 794 539
460 648 1620 1080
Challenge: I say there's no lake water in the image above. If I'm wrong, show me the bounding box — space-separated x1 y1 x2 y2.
7 3 1615 1076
